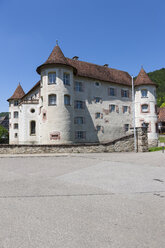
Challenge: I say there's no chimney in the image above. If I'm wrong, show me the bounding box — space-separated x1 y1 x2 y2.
104 64 109 67
72 56 79 60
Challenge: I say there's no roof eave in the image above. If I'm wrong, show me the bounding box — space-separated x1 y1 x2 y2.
36 63 77 75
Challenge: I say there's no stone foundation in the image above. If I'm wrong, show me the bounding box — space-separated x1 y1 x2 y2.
0 128 148 154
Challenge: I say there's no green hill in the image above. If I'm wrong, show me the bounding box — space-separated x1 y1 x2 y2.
0 112 9 117
147 68 165 107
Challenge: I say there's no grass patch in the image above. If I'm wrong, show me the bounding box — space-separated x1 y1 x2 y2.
159 137 165 143
149 147 164 152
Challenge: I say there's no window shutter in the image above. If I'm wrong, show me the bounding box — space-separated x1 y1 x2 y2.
128 106 131 114
101 113 103 119
121 89 124 97
116 105 119 113
114 88 117 96
82 83 85 92
122 106 124 113
128 90 130 98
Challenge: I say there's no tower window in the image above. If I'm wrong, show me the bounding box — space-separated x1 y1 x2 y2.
141 89 148 98
14 111 19 118
124 124 129 132
30 121 36 135
48 94 56 105
14 100 19 106
64 95 71 105
63 73 70 85
48 72 56 84
14 123 18 129
141 104 149 113
121 89 129 98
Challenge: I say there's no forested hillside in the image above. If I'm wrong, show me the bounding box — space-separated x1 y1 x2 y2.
147 68 165 107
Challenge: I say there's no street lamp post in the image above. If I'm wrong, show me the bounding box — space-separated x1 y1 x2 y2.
132 76 137 152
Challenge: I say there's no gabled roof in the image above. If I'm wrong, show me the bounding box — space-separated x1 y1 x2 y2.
158 107 165 122
135 67 156 86
36 44 132 86
67 58 131 86
36 45 77 74
8 83 25 101
21 81 40 100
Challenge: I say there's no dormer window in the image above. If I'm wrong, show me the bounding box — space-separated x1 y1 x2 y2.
141 89 148 98
63 73 70 85
48 72 56 84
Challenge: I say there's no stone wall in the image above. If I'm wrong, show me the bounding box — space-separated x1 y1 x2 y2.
0 128 148 154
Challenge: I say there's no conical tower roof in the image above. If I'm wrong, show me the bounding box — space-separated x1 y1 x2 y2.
7 83 25 101
135 67 156 86
36 44 77 74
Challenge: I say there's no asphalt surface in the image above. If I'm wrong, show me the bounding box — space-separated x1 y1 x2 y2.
0 152 165 248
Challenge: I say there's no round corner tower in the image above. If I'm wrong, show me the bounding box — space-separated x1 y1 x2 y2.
36 44 77 144
134 67 158 147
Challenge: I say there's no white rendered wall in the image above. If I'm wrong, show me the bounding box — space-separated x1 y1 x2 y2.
135 85 158 146
9 101 19 144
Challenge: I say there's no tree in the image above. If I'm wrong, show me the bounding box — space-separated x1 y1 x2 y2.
160 102 165 108
0 125 9 143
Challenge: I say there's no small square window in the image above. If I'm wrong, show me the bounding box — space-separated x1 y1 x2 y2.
123 106 128 113
14 123 18 129
96 125 101 131
14 111 19 118
124 124 129 132
141 104 149 113
94 97 102 103
74 81 83 92
74 117 84 124
110 105 115 112
95 112 101 119
14 133 18 138
121 89 129 98
75 131 86 139
109 88 116 96
141 89 148 98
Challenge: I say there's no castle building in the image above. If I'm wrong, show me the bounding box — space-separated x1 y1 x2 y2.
8 44 158 147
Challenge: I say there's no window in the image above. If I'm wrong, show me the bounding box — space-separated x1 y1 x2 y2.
14 100 19 106
30 108 35 113
74 100 85 109
14 133 18 138
108 88 116 96
141 104 149 113
141 89 148 98
9 112 11 119
74 81 83 92
63 73 70 85
95 82 100 87
14 123 18 129
94 97 102 103
124 124 129 132
110 104 116 112
30 121 36 135
48 94 56 105
96 125 101 131
74 117 84 124
48 72 56 84
75 131 86 139
14 111 18 118
95 112 101 119
123 106 128 113
121 89 129 98
64 95 71 105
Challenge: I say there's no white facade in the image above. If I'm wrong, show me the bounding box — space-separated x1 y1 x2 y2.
8 46 158 147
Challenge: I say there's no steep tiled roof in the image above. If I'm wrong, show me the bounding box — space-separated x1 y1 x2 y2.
36 44 132 86
135 67 156 86
67 58 131 86
8 83 25 101
21 81 40 100
158 107 165 122
37 45 77 74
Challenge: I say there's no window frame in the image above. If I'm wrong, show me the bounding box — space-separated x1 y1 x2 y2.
48 72 56 85
74 116 85 124
30 120 36 136
64 95 71 106
63 73 70 86
74 100 85 109
141 89 148 98
14 123 18 129
74 81 83 92
48 94 57 106
141 104 149 113
75 131 86 139
14 111 19 118
110 104 116 112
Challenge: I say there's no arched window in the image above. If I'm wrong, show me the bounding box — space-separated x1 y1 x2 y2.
48 94 56 105
64 95 71 105
30 121 36 135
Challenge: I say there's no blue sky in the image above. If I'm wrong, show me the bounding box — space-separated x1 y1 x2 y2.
0 0 164 112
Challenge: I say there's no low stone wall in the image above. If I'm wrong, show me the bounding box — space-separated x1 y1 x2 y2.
0 128 148 154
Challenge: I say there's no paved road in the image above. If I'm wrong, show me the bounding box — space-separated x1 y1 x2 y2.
0 152 165 248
